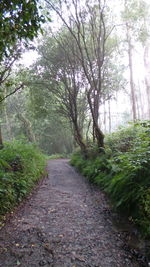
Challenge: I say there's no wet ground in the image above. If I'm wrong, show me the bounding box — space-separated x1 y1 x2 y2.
0 159 148 266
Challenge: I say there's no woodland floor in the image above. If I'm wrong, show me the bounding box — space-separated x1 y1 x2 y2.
0 159 148 267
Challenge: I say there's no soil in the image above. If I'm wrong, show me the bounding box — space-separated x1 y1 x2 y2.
0 159 148 267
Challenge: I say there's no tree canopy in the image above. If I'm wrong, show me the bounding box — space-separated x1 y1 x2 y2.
0 0 45 61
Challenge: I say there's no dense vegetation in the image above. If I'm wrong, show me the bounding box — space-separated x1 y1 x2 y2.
71 122 150 237
0 140 46 220
0 0 150 241
0 0 45 61
0 0 47 222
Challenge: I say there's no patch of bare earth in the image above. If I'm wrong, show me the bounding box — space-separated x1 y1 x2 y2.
0 159 144 266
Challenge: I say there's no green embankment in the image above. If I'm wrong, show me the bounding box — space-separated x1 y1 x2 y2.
0 140 46 221
71 123 150 237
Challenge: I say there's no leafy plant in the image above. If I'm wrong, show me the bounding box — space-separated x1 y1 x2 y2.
0 140 46 215
71 122 150 237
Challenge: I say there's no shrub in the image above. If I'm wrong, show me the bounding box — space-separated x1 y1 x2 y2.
0 140 46 216
71 122 150 237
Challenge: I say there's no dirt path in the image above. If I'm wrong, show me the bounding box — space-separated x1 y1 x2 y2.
0 159 143 266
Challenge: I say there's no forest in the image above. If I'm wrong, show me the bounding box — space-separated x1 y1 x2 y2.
0 0 150 242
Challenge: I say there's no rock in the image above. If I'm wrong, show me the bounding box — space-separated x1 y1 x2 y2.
39 259 47 266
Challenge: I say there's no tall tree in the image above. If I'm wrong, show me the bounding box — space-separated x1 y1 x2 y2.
123 0 137 120
33 33 88 154
121 0 149 121
45 0 115 149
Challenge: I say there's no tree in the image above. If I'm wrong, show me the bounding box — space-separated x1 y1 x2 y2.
45 0 116 150
0 0 46 148
0 0 45 61
32 32 88 154
19 68 74 155
121 0 149 121
0 47 24 101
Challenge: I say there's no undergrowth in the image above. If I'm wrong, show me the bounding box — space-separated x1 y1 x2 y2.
0 140 46 219
71 122 150 237
48 153 70 159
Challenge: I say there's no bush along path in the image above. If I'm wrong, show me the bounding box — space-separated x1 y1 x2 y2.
0 159 147 267
0 141 46 221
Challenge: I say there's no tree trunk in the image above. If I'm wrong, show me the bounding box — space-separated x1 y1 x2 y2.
135 91 140 119
0 124 4 149
94 124 105 148
126 23 137 121
4 87 13 140
87 90 104 150
73 123 87 157
17 113 36 143
144 45 150 118
145 78 150 118
103 102 107 133
108 100 111 133
86 119 91 143
4 102 12 140
138 81 144 119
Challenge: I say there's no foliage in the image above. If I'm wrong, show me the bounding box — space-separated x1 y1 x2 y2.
71 122 150 237
3 84 73 155
0 140 46 215
105 124 139 153
48 154 70 159
0 0 45 61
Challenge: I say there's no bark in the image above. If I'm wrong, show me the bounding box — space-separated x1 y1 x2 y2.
73 122 87 156
87 91 104 149
0 124 4 149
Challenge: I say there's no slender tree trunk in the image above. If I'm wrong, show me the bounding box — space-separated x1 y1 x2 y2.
92 122 95 143
87 91 104 149
73 122 87 156
126 23 137 121
138 81 144 119
4 107 12 140
103 102 107 133
145 78 150 118
0 124 4 149
86 119 91 143
136 93 140 119
108 100 111 133
4 87 13 140
144 45 150 118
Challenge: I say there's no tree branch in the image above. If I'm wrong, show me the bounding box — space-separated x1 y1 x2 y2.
0 84 24 103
